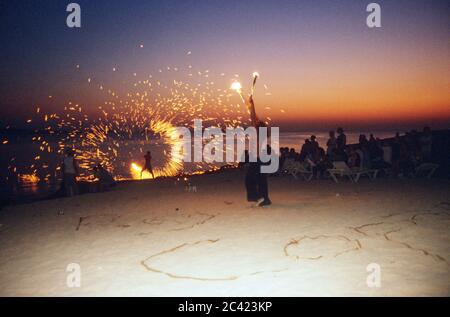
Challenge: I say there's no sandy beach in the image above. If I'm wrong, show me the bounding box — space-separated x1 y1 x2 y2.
0 170 449 296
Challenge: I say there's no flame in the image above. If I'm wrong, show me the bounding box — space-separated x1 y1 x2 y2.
19 173 40 185
230 81 245 103
231 81 242 91
131 163 141 172
129 119 184 180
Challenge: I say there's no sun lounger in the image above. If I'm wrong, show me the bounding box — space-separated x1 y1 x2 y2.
327 161 378 183
415 163 439 179
282 158 314 181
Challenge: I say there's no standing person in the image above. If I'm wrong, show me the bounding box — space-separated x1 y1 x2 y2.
310 135 320 162
391 133 401 176
300 139 311 161
419 126 433 162
141 151 155 179
245 95 271 207
336 127 347 153
326 130 337 157
62 148 79 197
359 134 371 168
7 165 19 195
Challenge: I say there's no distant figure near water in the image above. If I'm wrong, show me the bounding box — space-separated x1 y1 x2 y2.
62 148 79 197
141 151 155 179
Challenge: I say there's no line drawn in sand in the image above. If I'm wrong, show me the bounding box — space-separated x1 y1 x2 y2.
137 212 218 236
383 228 449 265
141 238 288 281
284 234 362 260
75 214 122 231
348 210 450 266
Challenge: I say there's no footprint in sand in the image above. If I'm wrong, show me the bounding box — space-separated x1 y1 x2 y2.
138 212 218 236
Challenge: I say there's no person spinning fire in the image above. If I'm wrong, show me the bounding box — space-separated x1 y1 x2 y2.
141 150 155 179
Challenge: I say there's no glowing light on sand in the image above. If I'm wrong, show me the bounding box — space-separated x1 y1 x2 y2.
131 163 141 172
130 162 151 179
19 173 40 185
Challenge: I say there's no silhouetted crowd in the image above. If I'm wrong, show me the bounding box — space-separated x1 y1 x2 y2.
279 126 436 178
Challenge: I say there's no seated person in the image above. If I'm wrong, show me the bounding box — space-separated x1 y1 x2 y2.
347 148 361 169
94 164 116 191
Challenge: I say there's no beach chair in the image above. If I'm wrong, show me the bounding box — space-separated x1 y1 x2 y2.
327 161 378 183
415 163 439 179
282 158 314 181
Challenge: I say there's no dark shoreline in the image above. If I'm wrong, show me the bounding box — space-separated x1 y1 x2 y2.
0 164 238 208
1 129 449 208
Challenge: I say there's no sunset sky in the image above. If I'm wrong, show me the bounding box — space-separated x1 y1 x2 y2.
1 0 449 130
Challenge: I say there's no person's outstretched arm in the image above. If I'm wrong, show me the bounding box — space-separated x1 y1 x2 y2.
247 95 258 127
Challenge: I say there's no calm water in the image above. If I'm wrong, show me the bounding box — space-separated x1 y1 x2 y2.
1 131 398 201
279 131 397 151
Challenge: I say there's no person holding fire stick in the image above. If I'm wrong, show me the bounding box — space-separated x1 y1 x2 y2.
241 72 272 207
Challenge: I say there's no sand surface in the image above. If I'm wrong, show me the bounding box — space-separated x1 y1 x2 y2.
0 170 449 296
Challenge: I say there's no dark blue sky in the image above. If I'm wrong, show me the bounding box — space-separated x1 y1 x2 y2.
1 0 449 129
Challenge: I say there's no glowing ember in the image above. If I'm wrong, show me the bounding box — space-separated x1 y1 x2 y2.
19 173 40 185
